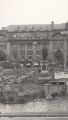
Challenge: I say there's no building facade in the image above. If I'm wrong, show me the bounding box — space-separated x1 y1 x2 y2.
0 22 68 70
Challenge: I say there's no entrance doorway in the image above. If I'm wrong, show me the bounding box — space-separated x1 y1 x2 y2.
42 47 48 60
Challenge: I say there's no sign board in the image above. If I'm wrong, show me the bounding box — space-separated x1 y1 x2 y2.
55 72 68 79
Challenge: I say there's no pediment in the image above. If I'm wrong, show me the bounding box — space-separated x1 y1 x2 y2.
0 34 7 41
52 32 63 38
0 33 7 37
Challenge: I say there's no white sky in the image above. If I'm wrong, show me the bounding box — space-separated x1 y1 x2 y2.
0 0 68 28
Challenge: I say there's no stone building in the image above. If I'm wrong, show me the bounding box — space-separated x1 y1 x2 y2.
0 22 68 70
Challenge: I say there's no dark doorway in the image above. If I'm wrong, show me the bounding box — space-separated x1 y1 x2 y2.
0 51 6 61
42 47 48 60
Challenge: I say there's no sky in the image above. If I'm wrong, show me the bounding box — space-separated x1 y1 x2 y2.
0 0 68 28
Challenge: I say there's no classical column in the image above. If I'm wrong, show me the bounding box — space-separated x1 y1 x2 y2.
18 44 22 61
16 44 18 61
6 42 10 61
40 43 42 61
64 39 67 71
33 42 37 63
49 40 53 61
25 44 27 59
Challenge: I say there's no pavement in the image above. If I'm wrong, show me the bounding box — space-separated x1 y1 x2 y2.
0 116 68 120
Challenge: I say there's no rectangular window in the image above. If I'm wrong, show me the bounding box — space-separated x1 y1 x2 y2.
4 43 7 50
27 44 32 49
19 50 25 60
42 65 46 71
19 44 25 50
0 44 3 50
